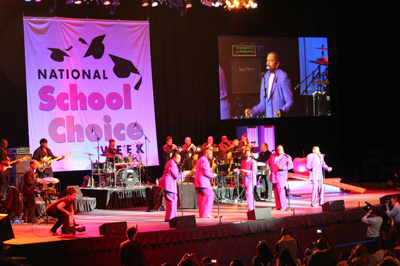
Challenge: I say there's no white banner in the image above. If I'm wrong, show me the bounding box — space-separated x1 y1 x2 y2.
23 17 159 171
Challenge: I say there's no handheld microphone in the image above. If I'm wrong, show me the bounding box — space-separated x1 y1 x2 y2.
261 72 265 77
266 66 270 70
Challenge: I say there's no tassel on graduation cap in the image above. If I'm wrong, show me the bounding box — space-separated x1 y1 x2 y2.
109 54 142 91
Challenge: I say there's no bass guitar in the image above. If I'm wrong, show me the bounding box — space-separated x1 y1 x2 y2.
0 156 30 172
37 152 72 172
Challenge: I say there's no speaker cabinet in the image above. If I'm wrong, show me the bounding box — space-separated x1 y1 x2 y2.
247 208 273 220
99 221 127 236
169 215 197 229
322 200 345 212
0 214 15 242
9 154 32 174
231 57 262 94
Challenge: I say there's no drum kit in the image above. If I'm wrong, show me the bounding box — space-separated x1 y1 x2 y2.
296 45 331 116
85 145 142 188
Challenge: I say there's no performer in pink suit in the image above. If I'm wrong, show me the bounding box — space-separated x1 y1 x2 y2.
234 150 258 211
194 150 217 218
306 146 332 207
159 152 189 221
266 145 293 211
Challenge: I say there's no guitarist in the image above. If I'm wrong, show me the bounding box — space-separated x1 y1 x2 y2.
33 138 65 179
0 139 21 199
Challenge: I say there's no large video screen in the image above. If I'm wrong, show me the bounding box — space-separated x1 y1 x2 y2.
218 36 331 119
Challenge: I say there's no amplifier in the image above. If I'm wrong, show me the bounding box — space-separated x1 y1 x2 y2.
8 147 30 154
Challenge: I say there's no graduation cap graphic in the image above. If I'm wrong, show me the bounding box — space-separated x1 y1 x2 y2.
48 45 72 62
79 34 106 59
109 54 142 90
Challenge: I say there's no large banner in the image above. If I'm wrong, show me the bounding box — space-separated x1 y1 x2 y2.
23 17 159 171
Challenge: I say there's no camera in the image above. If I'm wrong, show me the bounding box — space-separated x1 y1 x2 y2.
364 201 375 212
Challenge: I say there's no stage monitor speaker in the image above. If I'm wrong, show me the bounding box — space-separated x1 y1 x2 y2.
247 208 273 220
169 215 197 229
379 194 400 206
322 200 345 212
0 214 15 242
231 57 262 94
99 221 127 236
10 154 32 174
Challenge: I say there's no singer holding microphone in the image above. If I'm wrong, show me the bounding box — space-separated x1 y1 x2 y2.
159 152 190 221
306 146 332 207
245 52 293 118
266 145 293 211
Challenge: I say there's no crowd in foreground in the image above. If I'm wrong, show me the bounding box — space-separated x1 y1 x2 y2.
120 196 400 266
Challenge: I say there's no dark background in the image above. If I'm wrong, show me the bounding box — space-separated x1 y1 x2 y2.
0 0 398 188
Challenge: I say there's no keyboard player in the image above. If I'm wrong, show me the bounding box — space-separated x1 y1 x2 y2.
257 143 272 201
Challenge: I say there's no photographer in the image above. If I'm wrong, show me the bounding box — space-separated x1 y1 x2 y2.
385 197 400 234
362 208 383 254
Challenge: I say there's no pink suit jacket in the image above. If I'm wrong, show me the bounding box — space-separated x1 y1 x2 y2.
306 153 329 181
241 158 258 187
266 152 293 184
194 155 215 189
159 159 181 194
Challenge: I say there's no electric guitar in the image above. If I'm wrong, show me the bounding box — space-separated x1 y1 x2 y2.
0 156 30 172
37 152 72 172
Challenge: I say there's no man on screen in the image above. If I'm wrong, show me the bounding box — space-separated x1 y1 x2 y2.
245 52 293 118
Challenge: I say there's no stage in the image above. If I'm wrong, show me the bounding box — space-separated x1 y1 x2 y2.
2 189 397 266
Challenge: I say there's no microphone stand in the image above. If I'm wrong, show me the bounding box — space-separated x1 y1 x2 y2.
179 163 184 216
322 154 326 205
92 129 101 189
285 155 292 211
133 123 151 186
296 65 320 117
215 157 222 222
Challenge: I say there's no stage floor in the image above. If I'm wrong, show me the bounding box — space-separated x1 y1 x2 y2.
5 189 396 246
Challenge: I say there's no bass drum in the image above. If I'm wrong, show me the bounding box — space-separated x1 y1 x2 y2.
318 91 331 116
119 168 139 187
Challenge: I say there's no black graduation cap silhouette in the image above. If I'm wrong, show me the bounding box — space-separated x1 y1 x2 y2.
109 54 142 90
81 34 106 59
48 47 71 62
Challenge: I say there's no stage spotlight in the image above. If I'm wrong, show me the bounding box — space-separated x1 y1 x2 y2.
25 0 32 2
112 0 120 6
200 0 212 7
169 0 176 8
103 0 111 5
35 0 42 2
213 0 223 7
142 0 149 6
151 0 158 7
159 0 167 4
185 0 192 8
75 0 82 4
225 0 235 9
66 0 74 4
250 0 257 8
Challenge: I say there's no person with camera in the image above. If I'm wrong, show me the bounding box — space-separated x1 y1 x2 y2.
362 207 383 254
307 230 336 266
385 197 400 234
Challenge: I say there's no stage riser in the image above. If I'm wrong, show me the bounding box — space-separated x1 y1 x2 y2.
5 208 368 266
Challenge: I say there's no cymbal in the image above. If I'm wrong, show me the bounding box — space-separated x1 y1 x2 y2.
312 81 329 85
85 152 95 156
309 57 328 66
316 46 328 50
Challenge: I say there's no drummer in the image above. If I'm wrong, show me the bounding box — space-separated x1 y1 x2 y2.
105 139 121 162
